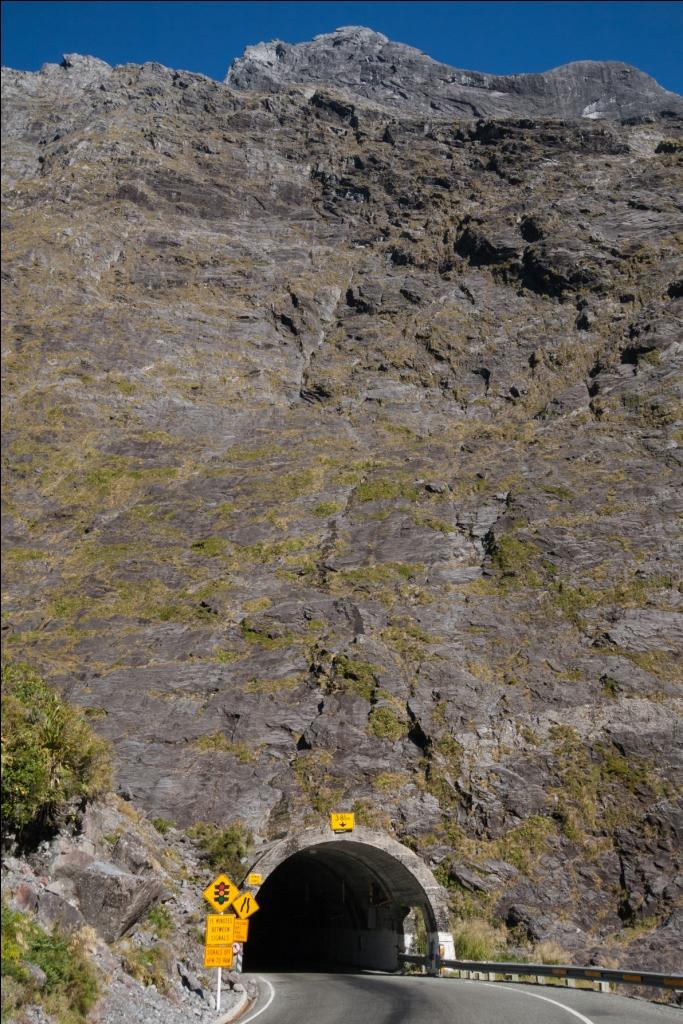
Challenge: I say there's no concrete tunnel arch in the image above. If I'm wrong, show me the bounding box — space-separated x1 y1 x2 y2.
241 826 455 971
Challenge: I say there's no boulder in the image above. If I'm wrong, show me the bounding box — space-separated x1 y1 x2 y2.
54 853 164 942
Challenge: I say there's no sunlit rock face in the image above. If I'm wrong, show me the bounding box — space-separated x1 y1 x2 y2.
2 29 682 975
226 24 683 121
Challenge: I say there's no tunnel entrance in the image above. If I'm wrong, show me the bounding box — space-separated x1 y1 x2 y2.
242 827 454 972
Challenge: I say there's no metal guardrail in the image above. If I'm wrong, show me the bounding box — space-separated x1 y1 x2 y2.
398 953 683 991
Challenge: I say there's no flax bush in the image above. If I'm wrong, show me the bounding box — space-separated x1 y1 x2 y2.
1 662 111 842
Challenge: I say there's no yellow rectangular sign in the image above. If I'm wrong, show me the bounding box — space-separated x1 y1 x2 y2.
234 919 249 943
330 812 355 833
247 873 263 886
232 891 260 920
204 945 233 969
205 914 235 946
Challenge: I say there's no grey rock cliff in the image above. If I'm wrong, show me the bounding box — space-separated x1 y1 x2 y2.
2 30 682 978
226 25 683 121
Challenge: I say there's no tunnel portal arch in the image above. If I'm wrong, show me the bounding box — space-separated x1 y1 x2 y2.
242 826 454 971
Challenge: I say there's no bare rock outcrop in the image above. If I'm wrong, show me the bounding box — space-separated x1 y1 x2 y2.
226 25 683 121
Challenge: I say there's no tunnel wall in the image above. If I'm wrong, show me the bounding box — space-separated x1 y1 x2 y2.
244 826 455 968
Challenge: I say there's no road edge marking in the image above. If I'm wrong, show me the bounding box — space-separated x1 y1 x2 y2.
239 977 276 1024
481 981 598 1024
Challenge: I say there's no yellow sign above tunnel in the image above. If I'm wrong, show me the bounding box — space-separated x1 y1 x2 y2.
203 873 239 913
330 812 355 833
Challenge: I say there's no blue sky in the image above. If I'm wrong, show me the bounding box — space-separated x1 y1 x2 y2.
2 1 682 93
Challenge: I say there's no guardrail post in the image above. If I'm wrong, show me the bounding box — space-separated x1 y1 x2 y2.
428 942 440 976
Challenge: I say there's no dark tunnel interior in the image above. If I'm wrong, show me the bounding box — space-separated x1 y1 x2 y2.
243 843 426 972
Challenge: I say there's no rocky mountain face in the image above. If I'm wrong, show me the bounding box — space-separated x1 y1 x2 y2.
227 25 683 121
2 32 682 975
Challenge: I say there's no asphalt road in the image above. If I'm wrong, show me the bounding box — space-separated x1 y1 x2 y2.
239 972 682 1024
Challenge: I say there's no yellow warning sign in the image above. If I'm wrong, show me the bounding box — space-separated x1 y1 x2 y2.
247 873 263 886
203 874 239 913
205 914 235 945
234 919 249 943
232 891 260 920
204 945 233 969
330 812 355 833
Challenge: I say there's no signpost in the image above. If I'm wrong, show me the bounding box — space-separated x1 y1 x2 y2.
203 874 238 1012
202 871 260 1012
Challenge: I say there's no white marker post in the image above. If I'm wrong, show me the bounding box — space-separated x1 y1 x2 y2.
233 942 243 973
216 966 222 1012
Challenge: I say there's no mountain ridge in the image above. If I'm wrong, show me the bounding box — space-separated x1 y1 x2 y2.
226 24 683 121
3 25 683 123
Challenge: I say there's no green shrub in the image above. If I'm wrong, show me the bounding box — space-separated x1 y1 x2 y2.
186 821 252 879
241 620 296 649
146 904 173 939
355 478 419 503
331 655 378 701
533 940 571 964
1 898 98 1024
600 675 620 698
382 621 439 661
190 536 226 557
312 502 343 517
550 581 596 625
1 663 111 842
120 942 171 991
453 917 506 961
495 816 555 873
151 816 174 835
368 706 406 741
192 734 254 761
488 534 541 585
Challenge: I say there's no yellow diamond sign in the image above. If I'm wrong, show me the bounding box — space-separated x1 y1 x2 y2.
203 874 239 913
232 891 260 920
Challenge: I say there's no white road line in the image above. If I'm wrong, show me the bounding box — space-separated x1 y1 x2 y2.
239 977 276 1024
481 981 598 1024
